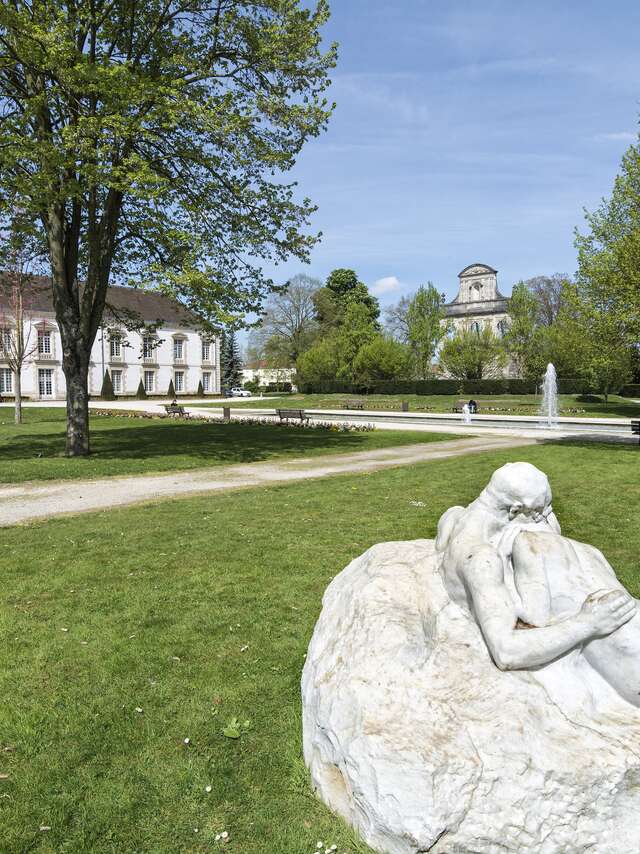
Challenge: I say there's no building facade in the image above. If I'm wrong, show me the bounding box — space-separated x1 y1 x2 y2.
443 263 509 336
0 282 221 400
441 263 515 377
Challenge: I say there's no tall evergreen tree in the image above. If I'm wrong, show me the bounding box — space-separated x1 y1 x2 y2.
221 331 243 389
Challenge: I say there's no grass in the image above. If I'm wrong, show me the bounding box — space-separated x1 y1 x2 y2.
0 408 454 484
1 439 639 852
200 392 640 419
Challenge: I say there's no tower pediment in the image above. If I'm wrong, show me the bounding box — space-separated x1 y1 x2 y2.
458 263 498 278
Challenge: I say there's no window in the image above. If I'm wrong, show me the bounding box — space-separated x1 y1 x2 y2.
38 330 52 354
173 338 184 361
497 319 508 338
202 372 211 392
110 336 121 358
0 328 12 353
111 370 122 393
202 340 211 362
174 371 184 393
38 368 53 397
470 321 481 335
143 336 156 360
144 370 155 393
0 368 12 394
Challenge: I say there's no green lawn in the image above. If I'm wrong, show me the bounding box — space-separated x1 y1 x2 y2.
0 408 454 484
1 440 639 852
201 392 640 419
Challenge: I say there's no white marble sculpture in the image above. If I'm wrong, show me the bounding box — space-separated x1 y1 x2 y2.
302 462 640 854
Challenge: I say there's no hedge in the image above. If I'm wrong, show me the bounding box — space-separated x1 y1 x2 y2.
620 384 640 398
297 378 592 396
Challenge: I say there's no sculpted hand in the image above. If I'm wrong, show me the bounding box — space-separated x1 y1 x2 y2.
579 589 636 638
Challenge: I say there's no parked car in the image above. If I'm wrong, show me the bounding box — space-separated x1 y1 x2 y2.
230 387 252 398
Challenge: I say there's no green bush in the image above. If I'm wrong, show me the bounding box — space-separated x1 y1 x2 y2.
136 379 147 400
196 380 205 398
167 378 176 398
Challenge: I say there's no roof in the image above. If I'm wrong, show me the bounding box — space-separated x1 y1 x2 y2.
458 263 498 278
0 276 197 327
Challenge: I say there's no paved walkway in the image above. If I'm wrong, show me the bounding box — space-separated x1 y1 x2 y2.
0 435 533 527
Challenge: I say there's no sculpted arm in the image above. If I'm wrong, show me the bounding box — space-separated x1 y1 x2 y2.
463 546 635 670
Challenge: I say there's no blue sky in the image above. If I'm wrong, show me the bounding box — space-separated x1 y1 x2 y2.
259 0 640 309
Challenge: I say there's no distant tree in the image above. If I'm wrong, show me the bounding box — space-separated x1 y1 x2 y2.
314 268 380 330
353 336 412 384
221 331 243 389
522 274 569 326
405 283 448 379
254 274 321 363
384 295 411 341
504 282 547 380
0 212 45 424
296 336 340 385
167 379 176 399
439 324 507 380
335 302 378 381
100 370 115 401
136 379 147 400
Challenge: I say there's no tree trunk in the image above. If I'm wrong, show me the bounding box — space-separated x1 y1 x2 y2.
14 369 22 425
63 353 90 456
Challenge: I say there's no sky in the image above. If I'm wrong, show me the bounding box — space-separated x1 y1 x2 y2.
257 0 640 311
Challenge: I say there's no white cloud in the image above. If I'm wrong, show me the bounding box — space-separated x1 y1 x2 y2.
594 131 637 142
371 275 401 295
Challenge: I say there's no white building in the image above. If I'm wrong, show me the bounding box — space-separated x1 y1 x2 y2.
241 363 297 389
443 263 510 337
0 282 221 400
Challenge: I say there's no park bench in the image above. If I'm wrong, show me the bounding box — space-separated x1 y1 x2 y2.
632 420 640 444
276 408 309 424
344 399 365 410
164 402 190 418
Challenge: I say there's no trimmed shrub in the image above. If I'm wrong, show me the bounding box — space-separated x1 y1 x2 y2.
298 378 594 396
264 382 293 393
167 378 176 398
196 380 205 398
100 370 115 400
620 384 640 398
136 379 147 399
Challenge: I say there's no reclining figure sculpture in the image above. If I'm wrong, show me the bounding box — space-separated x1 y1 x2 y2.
436 461 639 706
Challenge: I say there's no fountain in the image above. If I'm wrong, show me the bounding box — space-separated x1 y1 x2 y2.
540 363 559 428
461 403 472 425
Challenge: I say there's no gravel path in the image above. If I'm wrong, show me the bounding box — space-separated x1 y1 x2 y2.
0 435 533 527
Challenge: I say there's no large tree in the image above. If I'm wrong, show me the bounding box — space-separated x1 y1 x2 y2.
575 139 640 346
439 324 507 381
0 0 336 455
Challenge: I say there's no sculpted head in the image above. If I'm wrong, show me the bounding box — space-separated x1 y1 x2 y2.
482 462 558 528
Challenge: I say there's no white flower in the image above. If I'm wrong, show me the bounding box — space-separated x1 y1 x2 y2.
221 831 229 839
205 785 212 793
183 737 190 745
135 707 143 714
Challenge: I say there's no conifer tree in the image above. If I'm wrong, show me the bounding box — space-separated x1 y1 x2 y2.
100 370 115 401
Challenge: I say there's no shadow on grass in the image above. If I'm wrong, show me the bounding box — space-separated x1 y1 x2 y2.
540 434 639 452
0 418 389 465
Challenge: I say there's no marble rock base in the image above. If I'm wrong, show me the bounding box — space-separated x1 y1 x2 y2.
301 540 640 854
